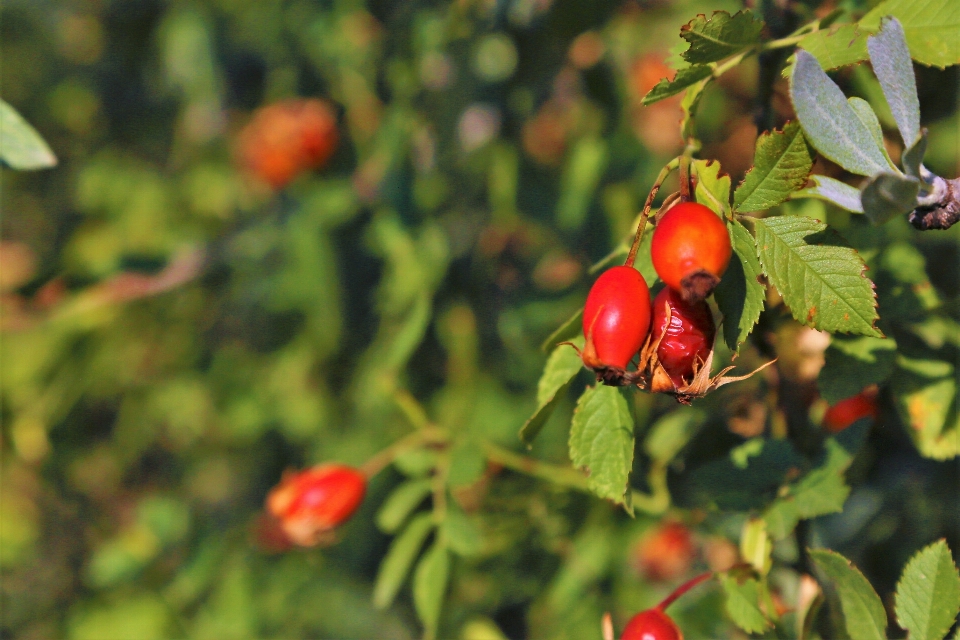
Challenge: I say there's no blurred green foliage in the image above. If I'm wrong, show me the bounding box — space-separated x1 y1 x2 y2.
1 0 958 639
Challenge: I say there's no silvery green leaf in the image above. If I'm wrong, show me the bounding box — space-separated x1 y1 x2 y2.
901 130 927 179
867 18 920 147
861 172 921 225
793 175 864 213
847 97 897 170
790 51 889 177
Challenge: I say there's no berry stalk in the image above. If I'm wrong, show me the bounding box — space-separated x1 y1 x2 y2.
626 157 679 268
657 571 714 611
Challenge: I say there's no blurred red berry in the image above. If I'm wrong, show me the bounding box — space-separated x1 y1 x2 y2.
266 463 366 546
237 98 338 189
635 521 696 582
823 388 878 433
621 608 682 640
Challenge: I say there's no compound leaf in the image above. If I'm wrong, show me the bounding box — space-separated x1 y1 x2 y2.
895 539 960 640
753 216 880 336
569 384 634 506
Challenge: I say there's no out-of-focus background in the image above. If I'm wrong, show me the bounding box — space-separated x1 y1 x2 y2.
2 1 958 639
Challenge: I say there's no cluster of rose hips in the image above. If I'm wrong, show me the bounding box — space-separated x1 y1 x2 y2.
581 200 732 398
237 98 339 189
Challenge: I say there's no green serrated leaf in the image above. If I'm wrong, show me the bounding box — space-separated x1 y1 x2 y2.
568 385 634 506
442 507 483 557
861 172 921 225
693 159 731 215
734 122 815 213
799 24 870 70
793 175 865 213
520 337 583 445
818 335 896 404
373 513 435 610
790 50 890 177
0 99 57 170
867 18 921 147
753 216 880 336
680 10 764 64
714 220 765 352
721 574 772 634
376 479 433 533
810 549 887 640
791 439 852 518
861 0 960 70
892 356 959 460
413 541 450 638
895 540 960 640
642 65 713 105
644 407 706 463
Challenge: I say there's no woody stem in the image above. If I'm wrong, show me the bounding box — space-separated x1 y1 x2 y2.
625 158 679 267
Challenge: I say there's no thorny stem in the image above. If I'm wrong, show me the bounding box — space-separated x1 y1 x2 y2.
657 571 714 611
625 158 679 267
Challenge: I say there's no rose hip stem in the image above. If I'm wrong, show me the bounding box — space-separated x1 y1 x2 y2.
625 157 679 268
656 571 714 611
678 154 691 203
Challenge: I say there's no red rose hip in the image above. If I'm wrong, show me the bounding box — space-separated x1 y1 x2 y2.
652 287 715 388
635 521 696 582
621 608 682 640
823 388 878 433
266 463 366 546
651 202 731 302
582 266 652 372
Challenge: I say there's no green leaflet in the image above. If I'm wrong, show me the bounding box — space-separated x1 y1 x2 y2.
753 215 880 337
713 219 765 352
734 121 814 213
810 549 887 640
679 10 764 64
895 540 960 640
568 385 634 506
790 50 890 177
